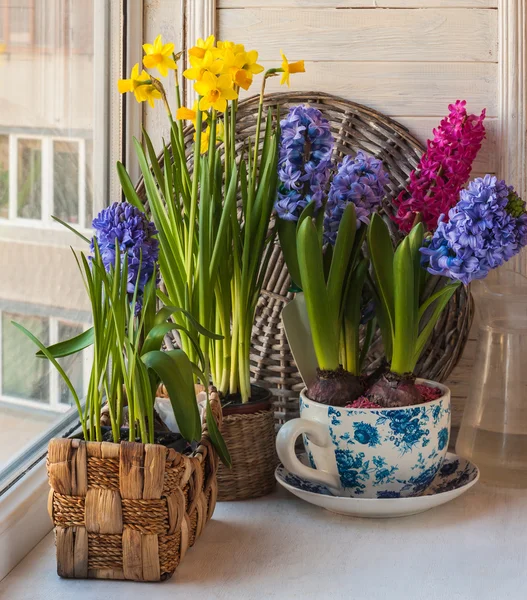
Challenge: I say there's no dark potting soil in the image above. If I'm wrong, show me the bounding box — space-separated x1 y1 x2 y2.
71 427 191 453
221 383 271 410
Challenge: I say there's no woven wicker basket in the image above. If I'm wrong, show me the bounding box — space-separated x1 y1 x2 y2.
135 91 473 432
217 400 278 501
46 394 222 581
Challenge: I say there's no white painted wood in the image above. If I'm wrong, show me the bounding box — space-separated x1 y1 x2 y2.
184 0 217 107
143 0 184 151
244 62 497 117
2 484 527 597
218 8 497 62
222 1 497 7
497 1 527 268
0 459 50 581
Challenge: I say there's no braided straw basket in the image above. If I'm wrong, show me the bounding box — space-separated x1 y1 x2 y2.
46 393 222 581
135 91 473 431
216 400 278 501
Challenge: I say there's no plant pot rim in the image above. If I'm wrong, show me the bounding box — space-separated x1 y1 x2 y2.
220 384 272 416
300 378 450 411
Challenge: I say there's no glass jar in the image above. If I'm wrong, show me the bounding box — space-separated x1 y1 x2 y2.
456 269 527 487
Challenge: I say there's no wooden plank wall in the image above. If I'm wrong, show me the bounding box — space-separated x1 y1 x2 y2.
218 0 499 430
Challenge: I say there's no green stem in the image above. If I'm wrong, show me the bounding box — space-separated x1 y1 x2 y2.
186 102 202 289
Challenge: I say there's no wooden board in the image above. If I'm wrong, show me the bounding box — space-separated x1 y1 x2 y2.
240 62 497 117
221 1 497 7
218 8 497 62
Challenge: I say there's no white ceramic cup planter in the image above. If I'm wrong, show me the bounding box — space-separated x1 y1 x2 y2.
276 379 451 498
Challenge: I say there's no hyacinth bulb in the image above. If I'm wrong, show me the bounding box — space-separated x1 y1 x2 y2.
306 366 365 407
365 371 423 408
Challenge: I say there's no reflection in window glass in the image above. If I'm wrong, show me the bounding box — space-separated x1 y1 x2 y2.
2 312 49 402
8 0 32 47
54 141 80 224
0 136 8 219
17 138 42 220
0 0 103 473
86 139 93 227
58 321 84 406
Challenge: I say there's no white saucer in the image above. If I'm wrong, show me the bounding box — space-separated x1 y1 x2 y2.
275 452 479 518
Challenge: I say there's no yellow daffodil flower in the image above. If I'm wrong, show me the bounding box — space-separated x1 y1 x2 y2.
216 120 225 143
280 50 305 87
183 50 222 82
234 69 253 91
194 72 238 113
142 35 177 77
194 120 225 154
243 50 264 77
188 35 215 60
175 101 208 127
117 63 161 107
197 128 210 154
217 40 245 55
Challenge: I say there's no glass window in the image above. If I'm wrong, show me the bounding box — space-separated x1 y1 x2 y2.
0 0 111 476
57 320 84 406
0 136 8 219
2 311 49 402
17 138 42 220
53 140 80 224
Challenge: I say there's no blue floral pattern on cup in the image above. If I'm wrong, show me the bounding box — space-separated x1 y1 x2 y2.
276 453 478 500
298 383 451 498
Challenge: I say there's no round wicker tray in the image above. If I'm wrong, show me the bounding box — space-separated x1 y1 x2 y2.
135 91 474 431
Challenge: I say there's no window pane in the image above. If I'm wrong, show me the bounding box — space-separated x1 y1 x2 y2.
86 139 93 226
0 0 106 476
0 136 8 219
8 0 32 47
57 321 84 406
17 138 42 220
2 312 49 402
53 140 79 224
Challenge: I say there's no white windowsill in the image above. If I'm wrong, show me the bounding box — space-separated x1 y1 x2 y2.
0 482 526 598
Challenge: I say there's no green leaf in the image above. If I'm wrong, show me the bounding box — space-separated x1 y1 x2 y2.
277 218 302 289
418 282 460 323
391 237 415 375
327 203 356 317
414 282 460 365
142 322 205 369
407 222 425 311
154 305 223 340
116 162 145 211
36 327 94 358
141 349 201 442
340 257 367 375
297 217 340 370
367 214 395 355
12 321 87 439
206 397 232 468
51 215 90 244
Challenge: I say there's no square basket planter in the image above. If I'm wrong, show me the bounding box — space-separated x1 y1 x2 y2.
46 395 222 582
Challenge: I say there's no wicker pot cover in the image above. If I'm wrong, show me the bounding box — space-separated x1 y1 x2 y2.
217 390 278 501
46 395 222 582
135 91 473 432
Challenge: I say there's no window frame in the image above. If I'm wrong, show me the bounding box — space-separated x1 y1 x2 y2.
0 0 133 578
2 131 91 230
0 309 92 413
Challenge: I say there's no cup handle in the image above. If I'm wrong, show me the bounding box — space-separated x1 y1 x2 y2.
276 418 340 490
